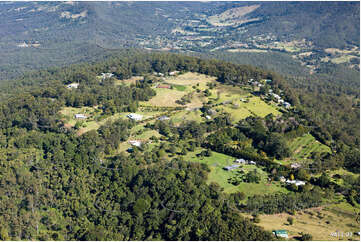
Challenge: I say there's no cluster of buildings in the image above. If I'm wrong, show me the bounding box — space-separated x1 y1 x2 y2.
153 70 179 77
279 176 306 186
234 158 257 165
268 90 291 109
223 159 257 171
248 79 264 88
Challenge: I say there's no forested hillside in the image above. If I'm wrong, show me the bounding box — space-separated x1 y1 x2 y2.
0 51 359 240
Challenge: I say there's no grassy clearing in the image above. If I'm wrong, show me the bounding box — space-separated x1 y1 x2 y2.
183 148 287 195
251 201 360 241
289 134 331 160
215 95 281 123
207 5 260 27
170 109 204 126
165 72 217 86
143 87 185 107
171 84 187 91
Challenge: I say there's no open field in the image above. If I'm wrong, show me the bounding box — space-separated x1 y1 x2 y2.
165 72 217 86
207 5 260 27
143 87 185 107
321 55 359 64
170 109 204 126
248 201 360 241
114 76 143 86
216 96 281 122
289 134 331 160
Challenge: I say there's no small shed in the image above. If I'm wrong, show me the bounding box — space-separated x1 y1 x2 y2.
74 114 86 119
223 164 240 171
66 83 79 89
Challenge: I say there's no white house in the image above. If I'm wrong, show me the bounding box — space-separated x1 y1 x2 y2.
279 176 286 182
74 114 86 119
205 115 212 120
286 179 306 186
248 160 257 165
169 71 179 76
129 140 142 147
101 73 114 80
158 115 170 121
127 113 143 121
291 163 301 169
272 93 281 100
283 102 291 109
66 83 79 89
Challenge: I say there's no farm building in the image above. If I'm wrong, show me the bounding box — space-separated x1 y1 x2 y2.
223 164 240 171
74 114 86 119
205 115 211 120
234 159 256 165
157 84 171 89
101 73 114 80
273 230 288 239
129 140 142 147
66 83 79 89
127 113 143 121
153 72 164 77
158 116 170 121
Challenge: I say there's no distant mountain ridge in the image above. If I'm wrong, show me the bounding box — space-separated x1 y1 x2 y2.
0 1 359 80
